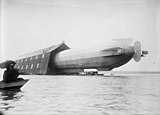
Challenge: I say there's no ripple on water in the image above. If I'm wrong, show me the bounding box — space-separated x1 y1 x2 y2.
0 74 160 114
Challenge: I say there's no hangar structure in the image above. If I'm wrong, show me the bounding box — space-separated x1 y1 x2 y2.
15 43 70 75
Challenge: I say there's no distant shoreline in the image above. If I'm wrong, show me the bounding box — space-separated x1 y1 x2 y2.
113 71 160 74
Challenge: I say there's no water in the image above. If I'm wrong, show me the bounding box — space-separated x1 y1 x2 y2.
0 74 160 115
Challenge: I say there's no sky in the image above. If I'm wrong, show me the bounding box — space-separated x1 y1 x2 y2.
0 0 160 71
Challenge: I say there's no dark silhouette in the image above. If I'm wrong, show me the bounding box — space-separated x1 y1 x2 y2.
3 64 22 83
0 111 4 115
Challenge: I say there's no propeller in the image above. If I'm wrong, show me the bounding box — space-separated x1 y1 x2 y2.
133 41 141 62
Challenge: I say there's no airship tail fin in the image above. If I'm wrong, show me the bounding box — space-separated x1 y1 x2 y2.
112 38 133 48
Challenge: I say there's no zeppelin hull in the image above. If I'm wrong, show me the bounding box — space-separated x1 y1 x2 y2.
53 48 135 74
53 54 134 74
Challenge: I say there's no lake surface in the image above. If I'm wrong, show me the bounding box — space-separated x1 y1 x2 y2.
0 74 160 115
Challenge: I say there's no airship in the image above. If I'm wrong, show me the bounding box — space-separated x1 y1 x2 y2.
14 39 148 75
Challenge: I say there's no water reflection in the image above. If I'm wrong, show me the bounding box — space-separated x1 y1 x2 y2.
0 89 23 111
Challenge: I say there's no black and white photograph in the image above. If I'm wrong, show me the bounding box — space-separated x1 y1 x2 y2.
0 0 160 114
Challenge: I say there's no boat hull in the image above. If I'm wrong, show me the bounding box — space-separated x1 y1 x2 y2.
0 79 29 90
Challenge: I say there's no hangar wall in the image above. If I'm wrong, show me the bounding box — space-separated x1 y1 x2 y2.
15 53 51 75
14 43 70 75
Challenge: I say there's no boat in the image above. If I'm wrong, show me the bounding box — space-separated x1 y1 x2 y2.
0 79 29 90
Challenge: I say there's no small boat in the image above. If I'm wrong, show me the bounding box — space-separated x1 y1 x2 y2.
0 79 29 90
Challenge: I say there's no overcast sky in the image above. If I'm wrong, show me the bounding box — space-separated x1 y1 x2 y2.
1 0 160 71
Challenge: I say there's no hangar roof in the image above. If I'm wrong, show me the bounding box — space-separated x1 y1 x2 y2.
15 43 70 60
